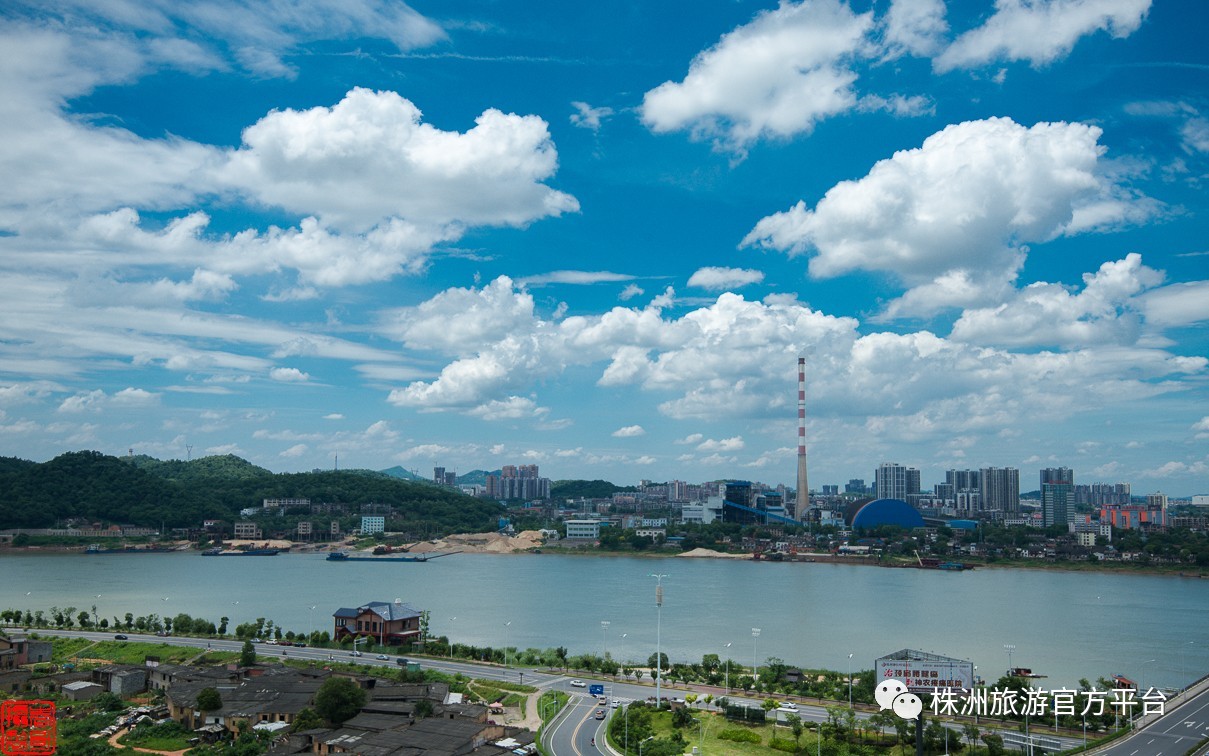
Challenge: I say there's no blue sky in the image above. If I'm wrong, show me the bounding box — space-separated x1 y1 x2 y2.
1 0 1207 495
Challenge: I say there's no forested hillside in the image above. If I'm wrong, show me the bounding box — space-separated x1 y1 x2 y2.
0 451 501 534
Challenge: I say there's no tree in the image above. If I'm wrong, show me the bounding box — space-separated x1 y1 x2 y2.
415 699 434 719
240 640 256 667
197 687 222 712
314 677 367 725
291 708 324 733
981 732 1005 756
963 722 980 751
218 616 229 635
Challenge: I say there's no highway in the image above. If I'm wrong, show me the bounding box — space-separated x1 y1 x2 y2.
1094 680 1209 756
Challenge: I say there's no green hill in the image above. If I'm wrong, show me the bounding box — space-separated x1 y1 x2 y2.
0 451 501 535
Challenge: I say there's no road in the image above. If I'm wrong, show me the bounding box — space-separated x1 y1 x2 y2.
1094 681 1209 756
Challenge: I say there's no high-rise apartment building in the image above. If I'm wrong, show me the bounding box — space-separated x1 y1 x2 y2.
1041 468 1074 527
980 467 1020 515
875 463 919 501
946 469 981 492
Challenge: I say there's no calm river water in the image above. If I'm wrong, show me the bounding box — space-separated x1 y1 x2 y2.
1 551 1206 690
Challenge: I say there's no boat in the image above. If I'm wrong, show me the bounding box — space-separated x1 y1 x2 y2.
326 551 458 562
201 548 280 556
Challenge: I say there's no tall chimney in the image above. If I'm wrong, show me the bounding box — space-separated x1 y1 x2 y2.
797 357 809 521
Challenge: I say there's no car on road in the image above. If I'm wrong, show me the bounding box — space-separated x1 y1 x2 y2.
777 702 799 712
570 680 586 688
349 650 362 657
612 699 620 707
376 654 389 660
251 638 263 643
154 631 169 637
113 634 128 640
595 709 606 720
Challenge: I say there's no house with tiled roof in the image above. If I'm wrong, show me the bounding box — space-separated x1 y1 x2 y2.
332 600 422 646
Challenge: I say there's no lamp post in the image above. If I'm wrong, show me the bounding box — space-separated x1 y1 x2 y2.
1182 641 1195 693
650 573 667 706
308 604 316 640
639 735 654 756
601 620 610 658
1004 644 1016 675
1140 658 1156 695
723 642 732 694
449 617 456 659
504 621 511 669
752 628 761 685
847 653 854 709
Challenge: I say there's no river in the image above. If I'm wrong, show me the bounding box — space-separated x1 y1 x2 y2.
1 551 1206 690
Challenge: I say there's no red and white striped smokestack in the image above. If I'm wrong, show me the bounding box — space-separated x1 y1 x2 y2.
797 356 809 521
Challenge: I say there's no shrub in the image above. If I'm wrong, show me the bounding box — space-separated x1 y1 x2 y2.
718 728 762 744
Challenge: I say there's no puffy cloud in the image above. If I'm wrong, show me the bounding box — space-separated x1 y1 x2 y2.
467 396 549 421
222 88 579 233
57 387 159 413
881 0 948 58
380 276 538 354
612 425 646 438
270 367 310 382
570 102 615 131
950 254 1164 347
687 267 765 291
1141 281 1209 326
744 118 1157 318
641 0 873 151
324 413 345 420
1193 417 1209 440
698 436 745 452
936 0 1151 72
619 284 645 301
280 444 308 458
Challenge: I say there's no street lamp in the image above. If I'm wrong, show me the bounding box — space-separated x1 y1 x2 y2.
504 621 511 669
308 604 316 640
601 620 610 658
650 573 667 706
1004 644 1016 675
1140 658 1156 694
449 617 456 659
848 653 854 709
639 735 655 756
1182 641 1195 693
723 642 732 694
752 627 761 684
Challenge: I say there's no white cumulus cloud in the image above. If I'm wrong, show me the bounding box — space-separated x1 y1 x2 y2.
936 0 1151 72
687 267 765 291
641 0 873 152
612 425 646 438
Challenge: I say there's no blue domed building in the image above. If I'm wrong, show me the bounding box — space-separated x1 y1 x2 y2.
851 498 925 529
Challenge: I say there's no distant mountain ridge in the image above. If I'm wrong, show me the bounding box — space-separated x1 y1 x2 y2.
0 451 501 534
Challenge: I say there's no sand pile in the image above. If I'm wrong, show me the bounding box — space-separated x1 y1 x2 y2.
676 547 750 559
407 530 544 554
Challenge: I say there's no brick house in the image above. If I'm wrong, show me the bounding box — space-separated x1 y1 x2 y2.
332 600 422 646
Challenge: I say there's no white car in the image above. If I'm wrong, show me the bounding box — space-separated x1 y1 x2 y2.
778 702 799 712
569 680 586 688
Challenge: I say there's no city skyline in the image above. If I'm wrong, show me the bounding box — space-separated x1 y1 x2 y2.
1 1 1207 495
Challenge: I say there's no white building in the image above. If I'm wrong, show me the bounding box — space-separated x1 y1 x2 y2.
360 516 385 535
564 520 601 540
681 496 724 525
